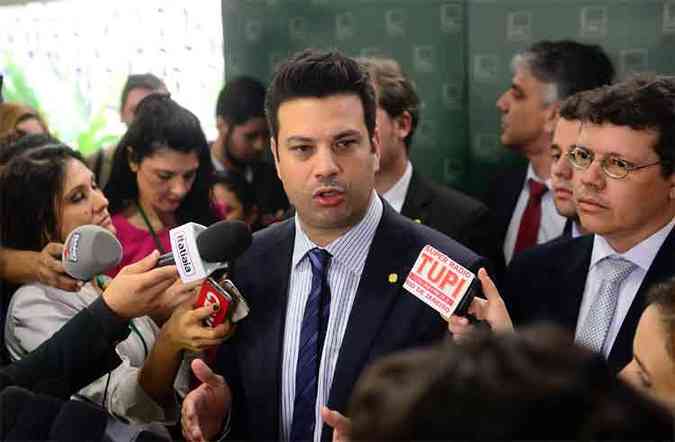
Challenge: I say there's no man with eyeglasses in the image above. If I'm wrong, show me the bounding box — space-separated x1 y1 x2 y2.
550 92 594 238
502 76 675 373
486 41 614 265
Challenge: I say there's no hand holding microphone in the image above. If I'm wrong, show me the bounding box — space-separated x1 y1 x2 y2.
102 251 178 320
158 220 252 283
36 243 82 291
61 225 123 281
447 268 513 342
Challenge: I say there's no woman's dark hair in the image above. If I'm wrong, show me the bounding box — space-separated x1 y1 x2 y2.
646 277 675 360
104 94 217 226
211 170 256 213
0 144 85 251
0 133 61 167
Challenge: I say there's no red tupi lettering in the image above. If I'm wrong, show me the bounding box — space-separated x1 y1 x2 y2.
415 252 468 298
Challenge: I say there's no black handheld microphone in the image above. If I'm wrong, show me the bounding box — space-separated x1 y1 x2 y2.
158 220 252 282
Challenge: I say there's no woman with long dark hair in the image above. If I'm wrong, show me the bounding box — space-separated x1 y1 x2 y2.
104 94 217 275
1 145 227 424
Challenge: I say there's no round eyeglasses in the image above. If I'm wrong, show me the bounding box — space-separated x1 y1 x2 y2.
567 145 662 179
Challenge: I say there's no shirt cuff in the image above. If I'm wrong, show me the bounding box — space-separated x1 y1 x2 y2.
88 296 131 343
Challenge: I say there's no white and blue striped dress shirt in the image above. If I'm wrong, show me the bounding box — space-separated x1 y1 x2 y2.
280 192 383 442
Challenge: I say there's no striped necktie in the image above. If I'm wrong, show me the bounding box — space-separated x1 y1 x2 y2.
290 248 332 442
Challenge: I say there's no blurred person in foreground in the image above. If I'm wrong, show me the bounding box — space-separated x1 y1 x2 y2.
348 325 673 440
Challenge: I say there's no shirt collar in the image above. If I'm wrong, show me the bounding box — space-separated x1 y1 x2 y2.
211 152 225 171
381 161 413 213
590 217 675 271
525 162 552 189
292 191 383 275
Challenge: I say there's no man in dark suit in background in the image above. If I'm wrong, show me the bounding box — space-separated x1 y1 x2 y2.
210 76 289 226
504 76 675 373
550 93 589 239
182 49 486 442
359 57 503 276
485 40 614 265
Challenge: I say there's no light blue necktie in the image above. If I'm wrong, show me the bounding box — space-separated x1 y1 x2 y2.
576 256 637 354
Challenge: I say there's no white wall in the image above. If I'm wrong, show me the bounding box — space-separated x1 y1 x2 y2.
0 0 224 152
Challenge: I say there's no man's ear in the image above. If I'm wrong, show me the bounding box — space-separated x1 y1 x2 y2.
216 116 230 138
395 111 413 142
270 137 281 178
127 146 139 173
371 128 381 173
544 102 560 136
669 172 675 200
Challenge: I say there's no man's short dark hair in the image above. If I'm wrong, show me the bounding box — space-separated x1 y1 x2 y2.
513 40 615 104
265 49 376 144
215 76 267 127
348 326 673 440
119 73 167 112
565 75 675 177
358 57 419 150
559 88 598 121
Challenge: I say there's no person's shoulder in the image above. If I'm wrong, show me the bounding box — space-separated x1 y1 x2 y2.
389 208 483 266
239 218 294 260
425 179 489 216
509 235 593 271
8 282 91 320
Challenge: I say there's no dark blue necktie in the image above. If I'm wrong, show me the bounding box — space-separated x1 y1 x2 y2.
290 248 332 442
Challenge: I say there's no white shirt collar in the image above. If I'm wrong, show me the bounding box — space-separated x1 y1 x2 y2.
292 191 383 275
381 161 413 213
211 152 225 172
525 162 552 189
590 217 675 272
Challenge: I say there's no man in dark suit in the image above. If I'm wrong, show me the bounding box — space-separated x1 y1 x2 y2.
485 40 614 265
181 50 486 442
504 76 675 374
550 93 590 239
359 56 502 276
210 76 289 226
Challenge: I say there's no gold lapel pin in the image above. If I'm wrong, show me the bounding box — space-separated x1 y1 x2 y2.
388 273 398 284
414 218 422 224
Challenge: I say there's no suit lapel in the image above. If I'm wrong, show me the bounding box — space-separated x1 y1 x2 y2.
609 227 675 371
552 237 593 329
496 166 527 235
243 220 294 439
401 171 432 224
326 205 413 411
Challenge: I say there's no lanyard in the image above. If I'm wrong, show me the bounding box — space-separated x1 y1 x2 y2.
95 274 149 358
136 201 167 254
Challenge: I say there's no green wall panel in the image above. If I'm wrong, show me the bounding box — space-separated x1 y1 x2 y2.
223 0 675 196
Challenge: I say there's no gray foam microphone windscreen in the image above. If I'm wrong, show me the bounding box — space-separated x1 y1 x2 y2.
62 225 122 280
